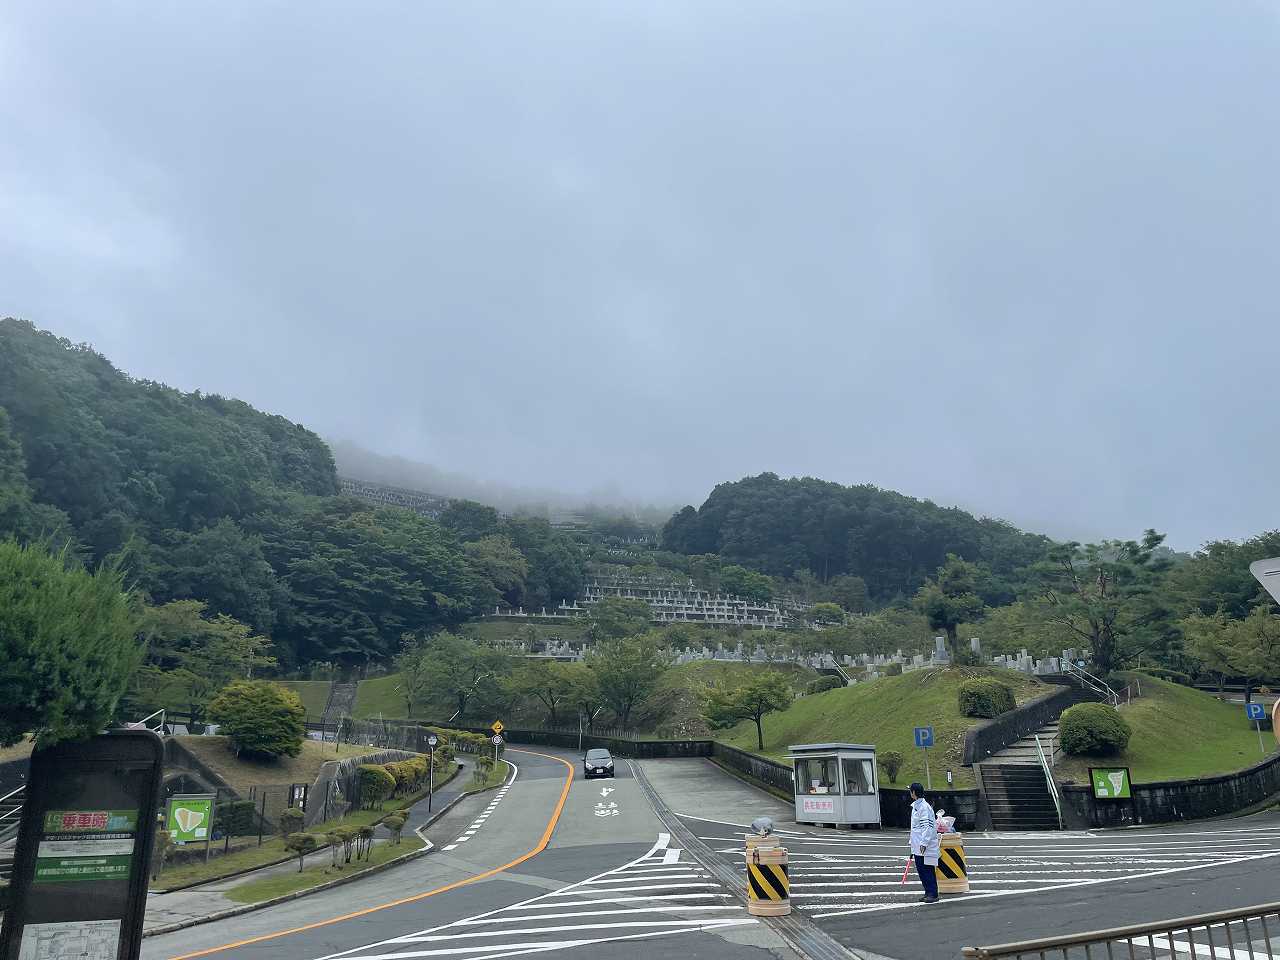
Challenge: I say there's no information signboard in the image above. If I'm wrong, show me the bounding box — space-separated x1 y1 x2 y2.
1090 767 1133 800
166 795 214 845
0 730 163 960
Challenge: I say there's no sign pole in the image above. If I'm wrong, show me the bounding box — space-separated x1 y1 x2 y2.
1258 719 1266 756
923 748 931 791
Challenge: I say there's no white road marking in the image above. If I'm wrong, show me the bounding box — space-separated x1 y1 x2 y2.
317 834 748 960
661 848 681 865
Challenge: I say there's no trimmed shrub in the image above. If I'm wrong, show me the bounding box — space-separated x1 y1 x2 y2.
384 812 407 844
1060 703 1132 756
215 799 258 837
357 764 397 809
877 751 904 784
958 678 1016 719
277 806 304 837
885 662 903 677
284 832 319 872
806 676 843 695
207 680 305 759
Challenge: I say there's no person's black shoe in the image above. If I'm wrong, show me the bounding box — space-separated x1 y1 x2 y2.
920 896 939 904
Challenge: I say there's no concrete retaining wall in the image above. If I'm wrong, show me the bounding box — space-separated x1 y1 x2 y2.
307 749 422 828
963 683 1090 765
1060 749 1280 828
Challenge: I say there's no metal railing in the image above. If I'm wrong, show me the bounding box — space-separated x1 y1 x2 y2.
962 900 1280 958
1033 735 1063 830
0 785 25 844
1063 661 1121 707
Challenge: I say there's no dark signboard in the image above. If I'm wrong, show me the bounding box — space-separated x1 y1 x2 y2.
0 730 163 960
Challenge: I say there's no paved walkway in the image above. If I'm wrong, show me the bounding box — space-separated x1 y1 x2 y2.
143 761 473 932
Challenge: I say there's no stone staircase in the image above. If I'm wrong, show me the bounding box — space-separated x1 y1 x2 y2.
987 720 1063 766
322 682 359 724
977 763 1061 831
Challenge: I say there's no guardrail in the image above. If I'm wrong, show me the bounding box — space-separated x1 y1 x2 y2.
1062 661 1121 707
962 900 1280 958
1033 734 1063 830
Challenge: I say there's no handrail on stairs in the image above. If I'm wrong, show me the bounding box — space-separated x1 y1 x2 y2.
1063 660 1121 707
1034 734 1063 830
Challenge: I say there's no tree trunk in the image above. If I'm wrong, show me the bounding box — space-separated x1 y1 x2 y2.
755 715 765 751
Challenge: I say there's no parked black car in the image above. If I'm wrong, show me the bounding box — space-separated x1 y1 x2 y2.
583 748 614 779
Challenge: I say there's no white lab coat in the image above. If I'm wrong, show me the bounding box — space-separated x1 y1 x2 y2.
910 798 940 866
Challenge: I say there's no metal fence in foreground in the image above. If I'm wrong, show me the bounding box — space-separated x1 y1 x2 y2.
962 901 1279 959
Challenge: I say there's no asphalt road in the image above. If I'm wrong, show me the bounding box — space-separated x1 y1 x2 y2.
648 758 1280 960
140 748 799 960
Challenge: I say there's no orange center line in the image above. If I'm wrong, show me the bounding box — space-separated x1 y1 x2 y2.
165 748 574 960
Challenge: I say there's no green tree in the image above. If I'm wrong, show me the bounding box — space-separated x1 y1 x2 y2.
0 539 142 747
1223 605 1280 697
1029 531 1174 676
1181 610 1237 693
420 632 512 722
463 535 529 605
877 751 904 784
808 602 846 625
207 680 305 759
507 659 577 725
914 555 985 659
135 600 275 722
393 633 434 718
827 575 870 614
587 635 670 730
703 672 792 750
564 662 604 727
718 565 774 602
284 833 319 872
588 597 651 641
0 407 77 548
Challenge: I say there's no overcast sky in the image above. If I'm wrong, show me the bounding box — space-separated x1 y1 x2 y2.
3 3 1278 550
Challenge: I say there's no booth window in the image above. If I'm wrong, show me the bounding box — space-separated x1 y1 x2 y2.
842 757 876 795
796 757 841 794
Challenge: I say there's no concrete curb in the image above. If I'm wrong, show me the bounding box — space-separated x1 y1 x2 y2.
149 762 464 897
142 842 430 939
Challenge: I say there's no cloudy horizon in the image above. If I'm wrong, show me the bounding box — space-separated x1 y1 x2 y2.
3 2 1277 551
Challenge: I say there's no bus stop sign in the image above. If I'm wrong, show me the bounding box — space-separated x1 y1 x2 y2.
0 730 163 960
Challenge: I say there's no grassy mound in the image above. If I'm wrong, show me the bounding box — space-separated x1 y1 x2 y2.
713 667 1046 787
275 680 333 718
175 736 373 795
1054 674 1278 785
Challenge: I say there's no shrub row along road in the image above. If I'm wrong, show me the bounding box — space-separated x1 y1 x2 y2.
140 749 799 960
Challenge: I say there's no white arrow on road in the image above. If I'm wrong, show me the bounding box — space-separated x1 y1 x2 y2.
600 787 614 797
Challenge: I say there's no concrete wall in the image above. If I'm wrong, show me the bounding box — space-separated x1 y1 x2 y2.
307 749 422 828
962 683 1093 765
1060 749 1280 828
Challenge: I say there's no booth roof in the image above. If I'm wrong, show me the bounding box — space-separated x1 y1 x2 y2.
787 742 876 754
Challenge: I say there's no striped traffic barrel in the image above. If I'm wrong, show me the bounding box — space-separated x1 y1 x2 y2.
745 839 791 916
937 832 969 894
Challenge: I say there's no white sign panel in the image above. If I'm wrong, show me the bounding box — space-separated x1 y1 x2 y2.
1249 558 1280 605
801 797 835 815
19 919 121 960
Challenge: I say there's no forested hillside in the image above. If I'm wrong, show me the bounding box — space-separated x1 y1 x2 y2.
662 473 1052 602
0 319 582 671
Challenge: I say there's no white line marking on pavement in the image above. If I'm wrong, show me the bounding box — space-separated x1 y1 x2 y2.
661 848 681 865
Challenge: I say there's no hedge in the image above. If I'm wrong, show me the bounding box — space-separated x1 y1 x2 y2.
806 676 843 695
958 678 1016 719
1060 702 1132 756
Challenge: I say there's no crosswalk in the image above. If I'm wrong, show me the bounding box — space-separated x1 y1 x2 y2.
319 834 756 959
685 815 1280 918
442 764 514 852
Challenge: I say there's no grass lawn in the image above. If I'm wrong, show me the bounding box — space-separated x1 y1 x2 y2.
1053 674 1279 785
276 681 333 719
174 737 377 794
224 835 425 904
353 674 416 720
714 667 1047 788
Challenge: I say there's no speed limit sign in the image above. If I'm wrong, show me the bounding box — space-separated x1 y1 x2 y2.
491 734 503 746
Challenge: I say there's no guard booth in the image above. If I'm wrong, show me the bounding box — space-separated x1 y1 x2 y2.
789 743 881 828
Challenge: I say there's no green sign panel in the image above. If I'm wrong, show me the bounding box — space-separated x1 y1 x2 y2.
1090 767 1132 799
167 795 214 844
42 810 138 834
33 854 133 884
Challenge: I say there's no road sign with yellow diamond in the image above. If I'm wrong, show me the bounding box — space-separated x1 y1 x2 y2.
491 720 504 735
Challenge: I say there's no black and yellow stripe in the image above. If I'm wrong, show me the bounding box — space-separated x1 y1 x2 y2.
747 862 789 901
937 844 967 880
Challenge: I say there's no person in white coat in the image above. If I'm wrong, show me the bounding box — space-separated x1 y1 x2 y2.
909 782 940 903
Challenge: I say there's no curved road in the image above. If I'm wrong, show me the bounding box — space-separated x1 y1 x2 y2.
141 748 796 960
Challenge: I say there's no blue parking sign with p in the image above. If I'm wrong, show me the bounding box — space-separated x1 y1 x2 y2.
914 726 934 748
1246 703 1266 721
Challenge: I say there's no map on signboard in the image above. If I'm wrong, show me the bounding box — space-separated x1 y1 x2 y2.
18 919 121 960
167 797 213 844
1090 767 1132 799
